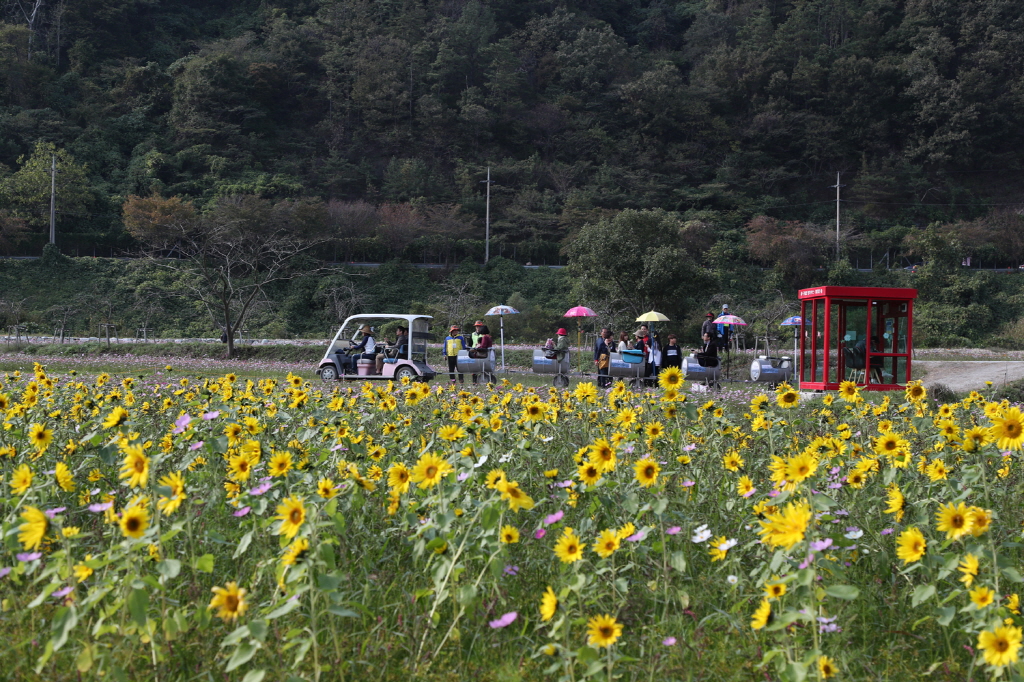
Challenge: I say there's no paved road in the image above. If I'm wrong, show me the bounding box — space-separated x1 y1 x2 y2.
917 360 1024 393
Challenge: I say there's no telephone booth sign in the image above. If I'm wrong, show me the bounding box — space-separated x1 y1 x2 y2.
797 286 917 391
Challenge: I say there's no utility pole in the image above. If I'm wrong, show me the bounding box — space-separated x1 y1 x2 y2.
481 167 491 264
49 154 57 245
830 171 845 260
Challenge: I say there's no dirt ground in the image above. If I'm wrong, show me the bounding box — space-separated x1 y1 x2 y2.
917 360 1024 393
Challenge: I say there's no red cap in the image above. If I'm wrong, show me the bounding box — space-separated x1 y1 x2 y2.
474 320 484 326
449 325 460 332
557 328 567 335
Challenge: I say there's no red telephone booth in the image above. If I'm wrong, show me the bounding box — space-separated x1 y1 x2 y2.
797 286 917 391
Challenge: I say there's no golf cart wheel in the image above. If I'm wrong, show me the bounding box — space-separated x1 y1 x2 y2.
483 372 497 384
395 366 417 382
629 377 644 390
553 374 569 389
320 365 338 383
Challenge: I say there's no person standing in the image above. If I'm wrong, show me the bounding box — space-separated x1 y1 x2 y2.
444 325 467 384
662 334 682 369
554 328 570 363
617 331 630 353
716 304 733 353
594 329 612 387
634 325 651 377
701 312 718 344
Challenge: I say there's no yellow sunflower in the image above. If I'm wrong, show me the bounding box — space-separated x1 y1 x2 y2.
17 505 48 550
387 463 411 494
658 366 683 390
119 446 150 488
633 457 661 487
936 501 974 541
410 452 453 489
10 463 33 494
978 625 1022 667
586 614 623 648
27 423 53 451
500 525 520 544
593 529 620 558
758 501 812 550
895 527 926 564
275 496 306 540
119 504 150 539
751 598 772 630
540 586 558 621
553 529 585 563
208 582 249 622
990 407 1024 451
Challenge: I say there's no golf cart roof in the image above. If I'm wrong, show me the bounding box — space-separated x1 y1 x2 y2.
342 314 433 324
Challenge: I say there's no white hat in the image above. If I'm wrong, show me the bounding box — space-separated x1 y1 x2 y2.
722 304 729 309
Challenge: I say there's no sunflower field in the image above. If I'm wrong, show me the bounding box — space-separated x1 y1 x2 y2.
3 362 1024 681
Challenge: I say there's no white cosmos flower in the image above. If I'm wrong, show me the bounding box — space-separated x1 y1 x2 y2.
691 524 712 543
716 538 738 551
727 575 738 585
473 455 488 468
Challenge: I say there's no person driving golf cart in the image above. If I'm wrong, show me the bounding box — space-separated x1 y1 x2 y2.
336 325 375 374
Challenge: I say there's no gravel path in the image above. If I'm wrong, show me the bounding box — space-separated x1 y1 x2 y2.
917 360 1024 393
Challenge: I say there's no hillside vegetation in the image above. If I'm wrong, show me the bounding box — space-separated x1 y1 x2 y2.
1 0 1024 346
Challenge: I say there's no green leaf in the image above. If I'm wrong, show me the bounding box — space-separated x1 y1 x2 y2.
156 559 181 580
327 607 359 618
50 606 77 651
241 671 266 682
669 551 686 573
128 589 149 627
911 584 936 607
480 504 501 531
319 543 336 571
226 642 260 672
266 598 302 620
195 554 215 573
248 620 268 642
824 585 860 600
317 574 341 592
936 605 956 626
234 531 254 559
1003 568 1024 583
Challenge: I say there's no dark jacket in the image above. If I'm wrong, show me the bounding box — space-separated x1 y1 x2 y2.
594 337 610 361
701 320 718 341
662 342 682 368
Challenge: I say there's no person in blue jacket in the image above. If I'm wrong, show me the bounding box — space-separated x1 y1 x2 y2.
716 304 733 353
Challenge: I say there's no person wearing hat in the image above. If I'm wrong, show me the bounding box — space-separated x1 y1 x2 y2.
469 323 493 383
634 324 651 376
470 320 486 348
444 324 468 384
348 324 377 370
554 327 570 363
701 312 718 344
716 304 733 353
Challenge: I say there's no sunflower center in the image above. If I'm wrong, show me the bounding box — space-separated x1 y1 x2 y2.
1007 422 1021 437
126 518 140 532
952 514 965 528
134 460 145 473
290 509 302 523
225 595 238 611
600 626 613 637
425 465 437 478
644 466 655 477
997 639 1009 652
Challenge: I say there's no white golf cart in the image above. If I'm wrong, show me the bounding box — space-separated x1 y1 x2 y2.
317 314 437 383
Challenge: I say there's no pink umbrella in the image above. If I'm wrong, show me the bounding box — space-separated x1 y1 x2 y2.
563 307 597 374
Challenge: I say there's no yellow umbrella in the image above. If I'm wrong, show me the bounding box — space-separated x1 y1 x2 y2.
635 311 670 322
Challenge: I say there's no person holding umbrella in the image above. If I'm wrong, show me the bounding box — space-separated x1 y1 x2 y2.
444 325 467 384
716 304 733 353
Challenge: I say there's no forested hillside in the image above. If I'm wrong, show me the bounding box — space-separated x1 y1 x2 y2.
1 0 1023 258
2 0 1024 346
